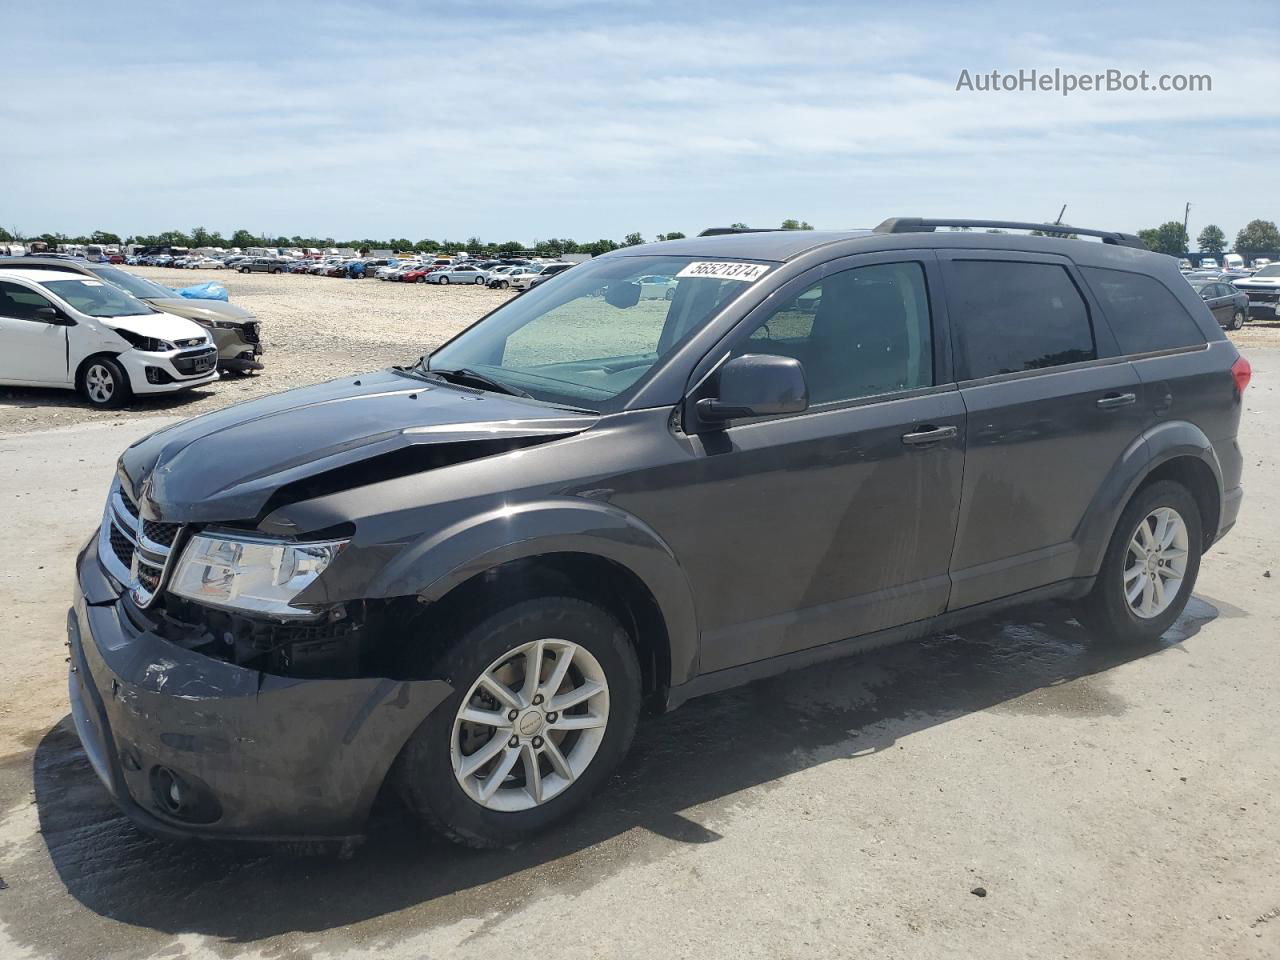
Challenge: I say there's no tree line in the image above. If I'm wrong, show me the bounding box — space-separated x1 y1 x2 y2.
1136 219 1280 258
0 219 816 257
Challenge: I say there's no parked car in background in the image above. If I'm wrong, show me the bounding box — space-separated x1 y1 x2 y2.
0 266 217 407
638 274 677 299
0 257 265 373
1250 258 1271 270
1231 263 1280 319
1189 279 1248 329
492 266 540 290
1223 254 1245 272
382 262 421 281
484 265 520 287
511 264 569 291
526 262 576 290
239 257 288 274
1198 257 1219 270
107 254 125 264
427 264 490 285
190 257 224 270
401 265 435 283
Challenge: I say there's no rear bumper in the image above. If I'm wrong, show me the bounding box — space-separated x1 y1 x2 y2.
1217 484 1243 542
68 535 451 846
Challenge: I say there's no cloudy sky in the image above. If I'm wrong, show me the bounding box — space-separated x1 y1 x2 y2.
3 0 1277 246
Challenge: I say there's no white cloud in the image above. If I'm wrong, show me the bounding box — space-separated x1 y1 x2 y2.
1 0 1277 243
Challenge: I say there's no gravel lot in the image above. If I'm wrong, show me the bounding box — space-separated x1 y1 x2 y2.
1 264 1278 434
0 327 1276 956
0 266 514 434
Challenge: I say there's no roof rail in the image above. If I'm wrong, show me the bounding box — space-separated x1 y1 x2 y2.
874 217 1147 250
697 227 786 237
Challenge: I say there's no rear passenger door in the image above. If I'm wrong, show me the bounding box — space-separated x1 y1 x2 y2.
940 252 1145 609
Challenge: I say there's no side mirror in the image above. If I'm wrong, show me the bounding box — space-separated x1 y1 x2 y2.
604 281 642 309
33 306 72 325
696 354 809 426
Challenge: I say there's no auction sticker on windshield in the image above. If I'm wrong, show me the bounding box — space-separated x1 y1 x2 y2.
675 261 771 282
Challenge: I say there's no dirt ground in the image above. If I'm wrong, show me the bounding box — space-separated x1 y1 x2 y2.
1 265 1279 435
0 291 1276 959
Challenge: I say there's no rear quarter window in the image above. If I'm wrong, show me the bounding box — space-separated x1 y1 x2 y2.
1081 266 1206 354
943 260 1095 380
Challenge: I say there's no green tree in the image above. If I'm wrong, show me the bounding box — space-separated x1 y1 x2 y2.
414 238 438 252
1136 221 1188 256
656 231 686 241
0 226 12 242
582 238 620 256
780 219 814 230
465 236 484 255
622 232 644 246
1234 219 1280 257
1196 224 1226 256
729 222 748 230
230 229 258 249
496 240 524 255
90 229 122 245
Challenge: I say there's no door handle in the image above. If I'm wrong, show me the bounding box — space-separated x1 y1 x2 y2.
1096 392 1136 410
901 424 958 446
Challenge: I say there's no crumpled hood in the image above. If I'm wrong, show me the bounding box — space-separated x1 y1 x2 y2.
146 296 256 324
108 311 211 343
119 369 598 523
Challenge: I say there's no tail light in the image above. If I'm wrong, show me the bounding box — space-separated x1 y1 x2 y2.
1231 354 1252 394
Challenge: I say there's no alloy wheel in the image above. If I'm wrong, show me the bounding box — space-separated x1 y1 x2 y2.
1123 506 1189 619
85 364 115 404
451 638 610 812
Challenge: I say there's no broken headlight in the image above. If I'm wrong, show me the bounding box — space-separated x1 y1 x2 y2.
168 534 348 618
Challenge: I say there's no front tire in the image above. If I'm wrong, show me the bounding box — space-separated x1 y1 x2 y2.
395 596 641 848
439 275 450 284
1077 480 1202 643
78 357 132 409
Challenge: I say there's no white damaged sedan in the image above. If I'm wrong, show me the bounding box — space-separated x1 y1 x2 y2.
0 267 218 407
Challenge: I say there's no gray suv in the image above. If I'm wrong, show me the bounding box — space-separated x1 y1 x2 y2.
68 218 1247 850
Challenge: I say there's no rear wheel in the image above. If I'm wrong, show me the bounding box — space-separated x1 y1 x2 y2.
1077 480 1202 643
395 596 641 848
78 356 132 409
1230 309 1245 330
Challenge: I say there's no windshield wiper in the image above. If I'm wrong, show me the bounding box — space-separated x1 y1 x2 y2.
422 366 533 399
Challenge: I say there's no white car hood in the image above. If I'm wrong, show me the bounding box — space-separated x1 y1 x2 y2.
1237 276 1280 287
105 311 211 344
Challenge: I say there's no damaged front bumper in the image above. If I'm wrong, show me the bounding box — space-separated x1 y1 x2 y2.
68 534 451 847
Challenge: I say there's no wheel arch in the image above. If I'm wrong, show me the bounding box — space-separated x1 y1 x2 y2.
1074 419 1224 576
370 498 699 698
74 351 126 388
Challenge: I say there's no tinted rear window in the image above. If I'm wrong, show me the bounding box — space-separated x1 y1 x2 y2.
944 260 1095 380
1081 267 1206 354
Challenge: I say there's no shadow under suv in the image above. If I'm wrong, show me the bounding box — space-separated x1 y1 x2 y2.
68 218 1247 849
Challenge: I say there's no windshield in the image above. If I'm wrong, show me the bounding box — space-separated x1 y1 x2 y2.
427 254 772 411
42 278 156 317
1253 265 1280 278
89 267 174 300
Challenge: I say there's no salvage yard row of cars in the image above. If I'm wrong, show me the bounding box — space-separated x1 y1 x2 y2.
0 256 264 408
136 249 582 290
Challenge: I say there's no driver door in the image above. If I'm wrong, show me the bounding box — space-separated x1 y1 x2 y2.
0 280 72 385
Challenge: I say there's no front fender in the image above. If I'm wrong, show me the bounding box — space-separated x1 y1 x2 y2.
1073 419 1222 578
370 498 700 686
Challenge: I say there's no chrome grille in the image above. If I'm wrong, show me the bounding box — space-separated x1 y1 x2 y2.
97 479 183 608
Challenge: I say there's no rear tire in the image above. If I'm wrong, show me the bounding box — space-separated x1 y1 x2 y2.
394 596 641 848
78 356 132 409
1076 480 1202 643
1231 310 1245 330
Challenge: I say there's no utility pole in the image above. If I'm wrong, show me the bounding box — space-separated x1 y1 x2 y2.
1183 202 1191 247
1054 204 1067 225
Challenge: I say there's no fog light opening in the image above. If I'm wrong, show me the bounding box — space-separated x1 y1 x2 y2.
152 766 185 814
